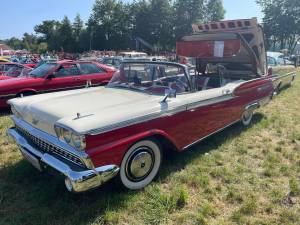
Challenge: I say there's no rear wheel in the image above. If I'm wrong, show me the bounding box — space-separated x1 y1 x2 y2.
120 139 162 190
241 109 253 126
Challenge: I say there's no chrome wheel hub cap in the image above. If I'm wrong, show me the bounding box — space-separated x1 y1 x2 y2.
128 149 154 180
243 111 251 121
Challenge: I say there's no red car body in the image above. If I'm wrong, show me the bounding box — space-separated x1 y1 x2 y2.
0 61 115 107
0 62 32 79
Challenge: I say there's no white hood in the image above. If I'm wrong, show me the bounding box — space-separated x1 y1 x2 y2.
8 86 172 136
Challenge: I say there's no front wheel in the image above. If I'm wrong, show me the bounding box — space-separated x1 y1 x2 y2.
120 139 162 190
241 109 253 126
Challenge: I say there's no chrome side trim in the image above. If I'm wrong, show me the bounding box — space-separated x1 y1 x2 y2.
183 119 240 150
183 95 272 149
8 127 119 193
87 95 235 136
86 105 187 135
275 71 296 79
11 116 94 169
186 94 234 110
245 102 259 111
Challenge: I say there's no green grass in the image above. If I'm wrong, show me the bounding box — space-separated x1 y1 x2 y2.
1 71 300 225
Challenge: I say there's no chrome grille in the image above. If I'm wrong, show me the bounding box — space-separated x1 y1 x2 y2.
16 125 85 167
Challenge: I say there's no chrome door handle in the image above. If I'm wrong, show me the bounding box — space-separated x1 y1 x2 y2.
74 78 80 81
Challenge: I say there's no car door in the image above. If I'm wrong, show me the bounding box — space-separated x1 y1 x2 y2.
176 82 240 147
78 62 112 86
43 63 84 92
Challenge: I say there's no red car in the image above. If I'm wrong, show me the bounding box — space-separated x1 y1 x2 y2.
0 62 31 77
0 64 32 80
0 61 115 107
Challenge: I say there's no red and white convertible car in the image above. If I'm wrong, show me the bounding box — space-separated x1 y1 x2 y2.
8 18 275 192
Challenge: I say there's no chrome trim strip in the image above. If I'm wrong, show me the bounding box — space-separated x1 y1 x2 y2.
275 71 296 79
183 119 240 149
186 94 234 110
8 127 119 193
85 105 187 135
86 94 235 135
11 116 94 169
245 102 259 111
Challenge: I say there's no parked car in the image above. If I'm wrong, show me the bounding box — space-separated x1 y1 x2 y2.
0 57 10 62
99 56 123 69
0 65 32 80
35 58 59 68
0 61 115 107
0 62 31 77
100 56 168 70
8 18 279 193
8 59 274 192
19 58 38 68
267 52 296 94
267 52 294 67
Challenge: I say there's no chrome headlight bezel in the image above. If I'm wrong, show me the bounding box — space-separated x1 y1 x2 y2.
54 125 86 151
11 105 22 118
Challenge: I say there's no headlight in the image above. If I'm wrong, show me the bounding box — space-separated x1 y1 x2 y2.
11 105 22 118
71 133 86 150
54 125 86 151
62 129 71 143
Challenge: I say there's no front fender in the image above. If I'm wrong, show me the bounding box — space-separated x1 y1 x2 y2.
85 129 178 168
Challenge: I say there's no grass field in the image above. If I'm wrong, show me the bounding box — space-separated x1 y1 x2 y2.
0 71 299 225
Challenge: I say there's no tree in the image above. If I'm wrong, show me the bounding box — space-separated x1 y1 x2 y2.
73 14 84 52
34 20 60 51
34 20 58 42
204 0 225 22
174 0 205 39
5 37 24 50
257 0 300 53
88 0 133 50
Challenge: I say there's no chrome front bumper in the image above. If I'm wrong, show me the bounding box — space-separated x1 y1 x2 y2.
8 127 119 193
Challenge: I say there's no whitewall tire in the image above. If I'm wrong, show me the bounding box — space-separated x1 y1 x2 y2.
120 139 162 190
241 109 253 126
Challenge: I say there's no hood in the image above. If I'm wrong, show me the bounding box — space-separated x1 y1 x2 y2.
9 86 167 136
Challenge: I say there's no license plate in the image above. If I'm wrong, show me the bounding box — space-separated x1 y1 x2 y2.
20 148 42 171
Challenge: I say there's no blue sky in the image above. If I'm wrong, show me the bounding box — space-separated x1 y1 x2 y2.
0 0 263 39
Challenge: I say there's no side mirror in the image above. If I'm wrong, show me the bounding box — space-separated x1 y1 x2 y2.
161 88 177 103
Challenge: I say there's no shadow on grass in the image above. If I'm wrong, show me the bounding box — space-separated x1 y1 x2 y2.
0 108 11 117
0 113 264 225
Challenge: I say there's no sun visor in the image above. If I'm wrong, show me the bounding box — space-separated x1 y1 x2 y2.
176 39 241 58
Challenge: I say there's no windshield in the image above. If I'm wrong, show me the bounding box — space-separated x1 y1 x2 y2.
5 67 23 77
107 63 189 95
29 63 57 77
6 67 32 77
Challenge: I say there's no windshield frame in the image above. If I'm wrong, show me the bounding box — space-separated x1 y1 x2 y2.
107 61 191 95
